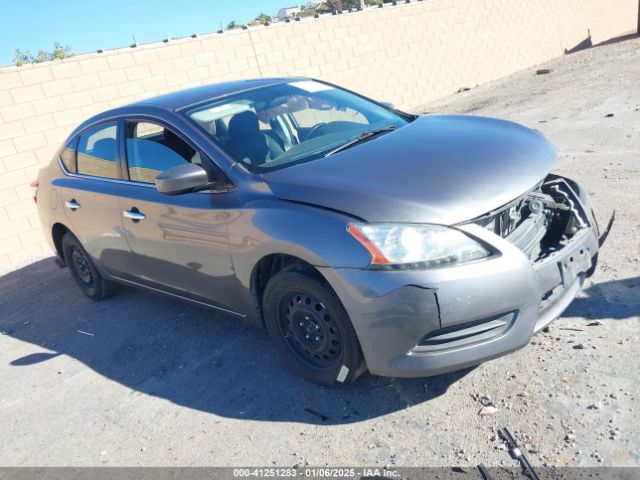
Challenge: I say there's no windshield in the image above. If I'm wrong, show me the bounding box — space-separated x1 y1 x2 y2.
185 80 410 172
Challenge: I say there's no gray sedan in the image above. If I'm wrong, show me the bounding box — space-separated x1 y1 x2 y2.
33 78 606 386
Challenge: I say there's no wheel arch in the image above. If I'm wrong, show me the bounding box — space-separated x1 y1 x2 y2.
254 254 367 384
51 222 71 265
249 253 335 327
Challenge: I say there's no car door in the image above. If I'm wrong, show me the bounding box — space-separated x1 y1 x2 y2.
58 121 133 277
115 119 238 312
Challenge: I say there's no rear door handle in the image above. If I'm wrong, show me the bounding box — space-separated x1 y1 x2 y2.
123 209 146 221
65 200 81 211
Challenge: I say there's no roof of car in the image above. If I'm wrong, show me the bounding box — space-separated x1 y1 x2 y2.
68 77 316 139
130 77 303 111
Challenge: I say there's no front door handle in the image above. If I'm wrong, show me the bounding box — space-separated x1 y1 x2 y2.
65 200 81 211
123 209 146 221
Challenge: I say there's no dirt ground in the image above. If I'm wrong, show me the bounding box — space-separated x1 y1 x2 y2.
1 38 638 469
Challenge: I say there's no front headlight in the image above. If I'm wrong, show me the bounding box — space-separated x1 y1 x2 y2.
347 223 491 268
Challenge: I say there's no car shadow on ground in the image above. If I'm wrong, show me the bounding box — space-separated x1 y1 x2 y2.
1 258 472 425
563 276 640 320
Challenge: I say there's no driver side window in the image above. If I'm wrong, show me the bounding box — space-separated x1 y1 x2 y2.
125 121 202 184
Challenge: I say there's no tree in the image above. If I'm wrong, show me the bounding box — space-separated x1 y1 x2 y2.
13 42 75 66
247 12 271 26
50 42 74 60
316 1 340 13
315 0 377 13
344 0 382 8
226 20 239 30
341 0 360 9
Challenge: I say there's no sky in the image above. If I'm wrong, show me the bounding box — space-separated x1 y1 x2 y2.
0 0 290 66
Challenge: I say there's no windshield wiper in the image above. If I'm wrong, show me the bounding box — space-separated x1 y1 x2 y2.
323 125 399 157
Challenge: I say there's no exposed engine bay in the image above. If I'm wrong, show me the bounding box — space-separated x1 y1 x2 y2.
472 175 592 262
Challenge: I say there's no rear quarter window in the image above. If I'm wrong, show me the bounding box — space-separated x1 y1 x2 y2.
60 137 78 173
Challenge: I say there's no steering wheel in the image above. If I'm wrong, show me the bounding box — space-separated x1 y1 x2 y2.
305 123 327 140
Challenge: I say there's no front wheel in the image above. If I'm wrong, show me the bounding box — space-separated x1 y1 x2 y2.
262 269 366 386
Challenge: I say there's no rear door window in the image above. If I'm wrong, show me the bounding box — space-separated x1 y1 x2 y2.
77 122 119 179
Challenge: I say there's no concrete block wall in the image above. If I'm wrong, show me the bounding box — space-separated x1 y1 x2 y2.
0 0 637 273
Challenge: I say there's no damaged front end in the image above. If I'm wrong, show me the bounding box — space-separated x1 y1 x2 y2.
473 174 600 268
467 173 609 331
319 175 606 377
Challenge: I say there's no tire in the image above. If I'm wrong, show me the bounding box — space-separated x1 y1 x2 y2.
262 268 366 386
62 232 117 301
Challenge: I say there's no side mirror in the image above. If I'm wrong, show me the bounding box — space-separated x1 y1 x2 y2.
380 101 395 110
155 163 210 195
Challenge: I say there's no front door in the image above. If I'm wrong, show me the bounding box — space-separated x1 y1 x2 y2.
116 120 237 312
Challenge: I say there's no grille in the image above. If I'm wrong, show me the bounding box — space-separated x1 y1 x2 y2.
471 178 589 262
474 193 530 239
472 185 552 260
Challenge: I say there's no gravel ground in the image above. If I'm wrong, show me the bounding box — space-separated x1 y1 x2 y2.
1 38 639 469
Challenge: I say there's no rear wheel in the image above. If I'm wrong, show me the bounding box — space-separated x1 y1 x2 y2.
262 269 365 386
62 233 117 300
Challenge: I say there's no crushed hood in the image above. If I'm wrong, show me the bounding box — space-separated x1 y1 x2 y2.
263 115 556 224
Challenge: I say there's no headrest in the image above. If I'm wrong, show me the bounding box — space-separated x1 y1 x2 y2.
228 111 260 140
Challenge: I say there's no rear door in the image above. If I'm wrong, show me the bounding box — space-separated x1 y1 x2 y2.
115 119 237 312
57 121 133 277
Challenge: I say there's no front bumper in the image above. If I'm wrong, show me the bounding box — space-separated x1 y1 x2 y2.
319 177 600 378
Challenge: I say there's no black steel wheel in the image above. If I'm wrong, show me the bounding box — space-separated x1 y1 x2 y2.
280 290 343 369
71 245 94 286
62 232 117 300
262 268 365 386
